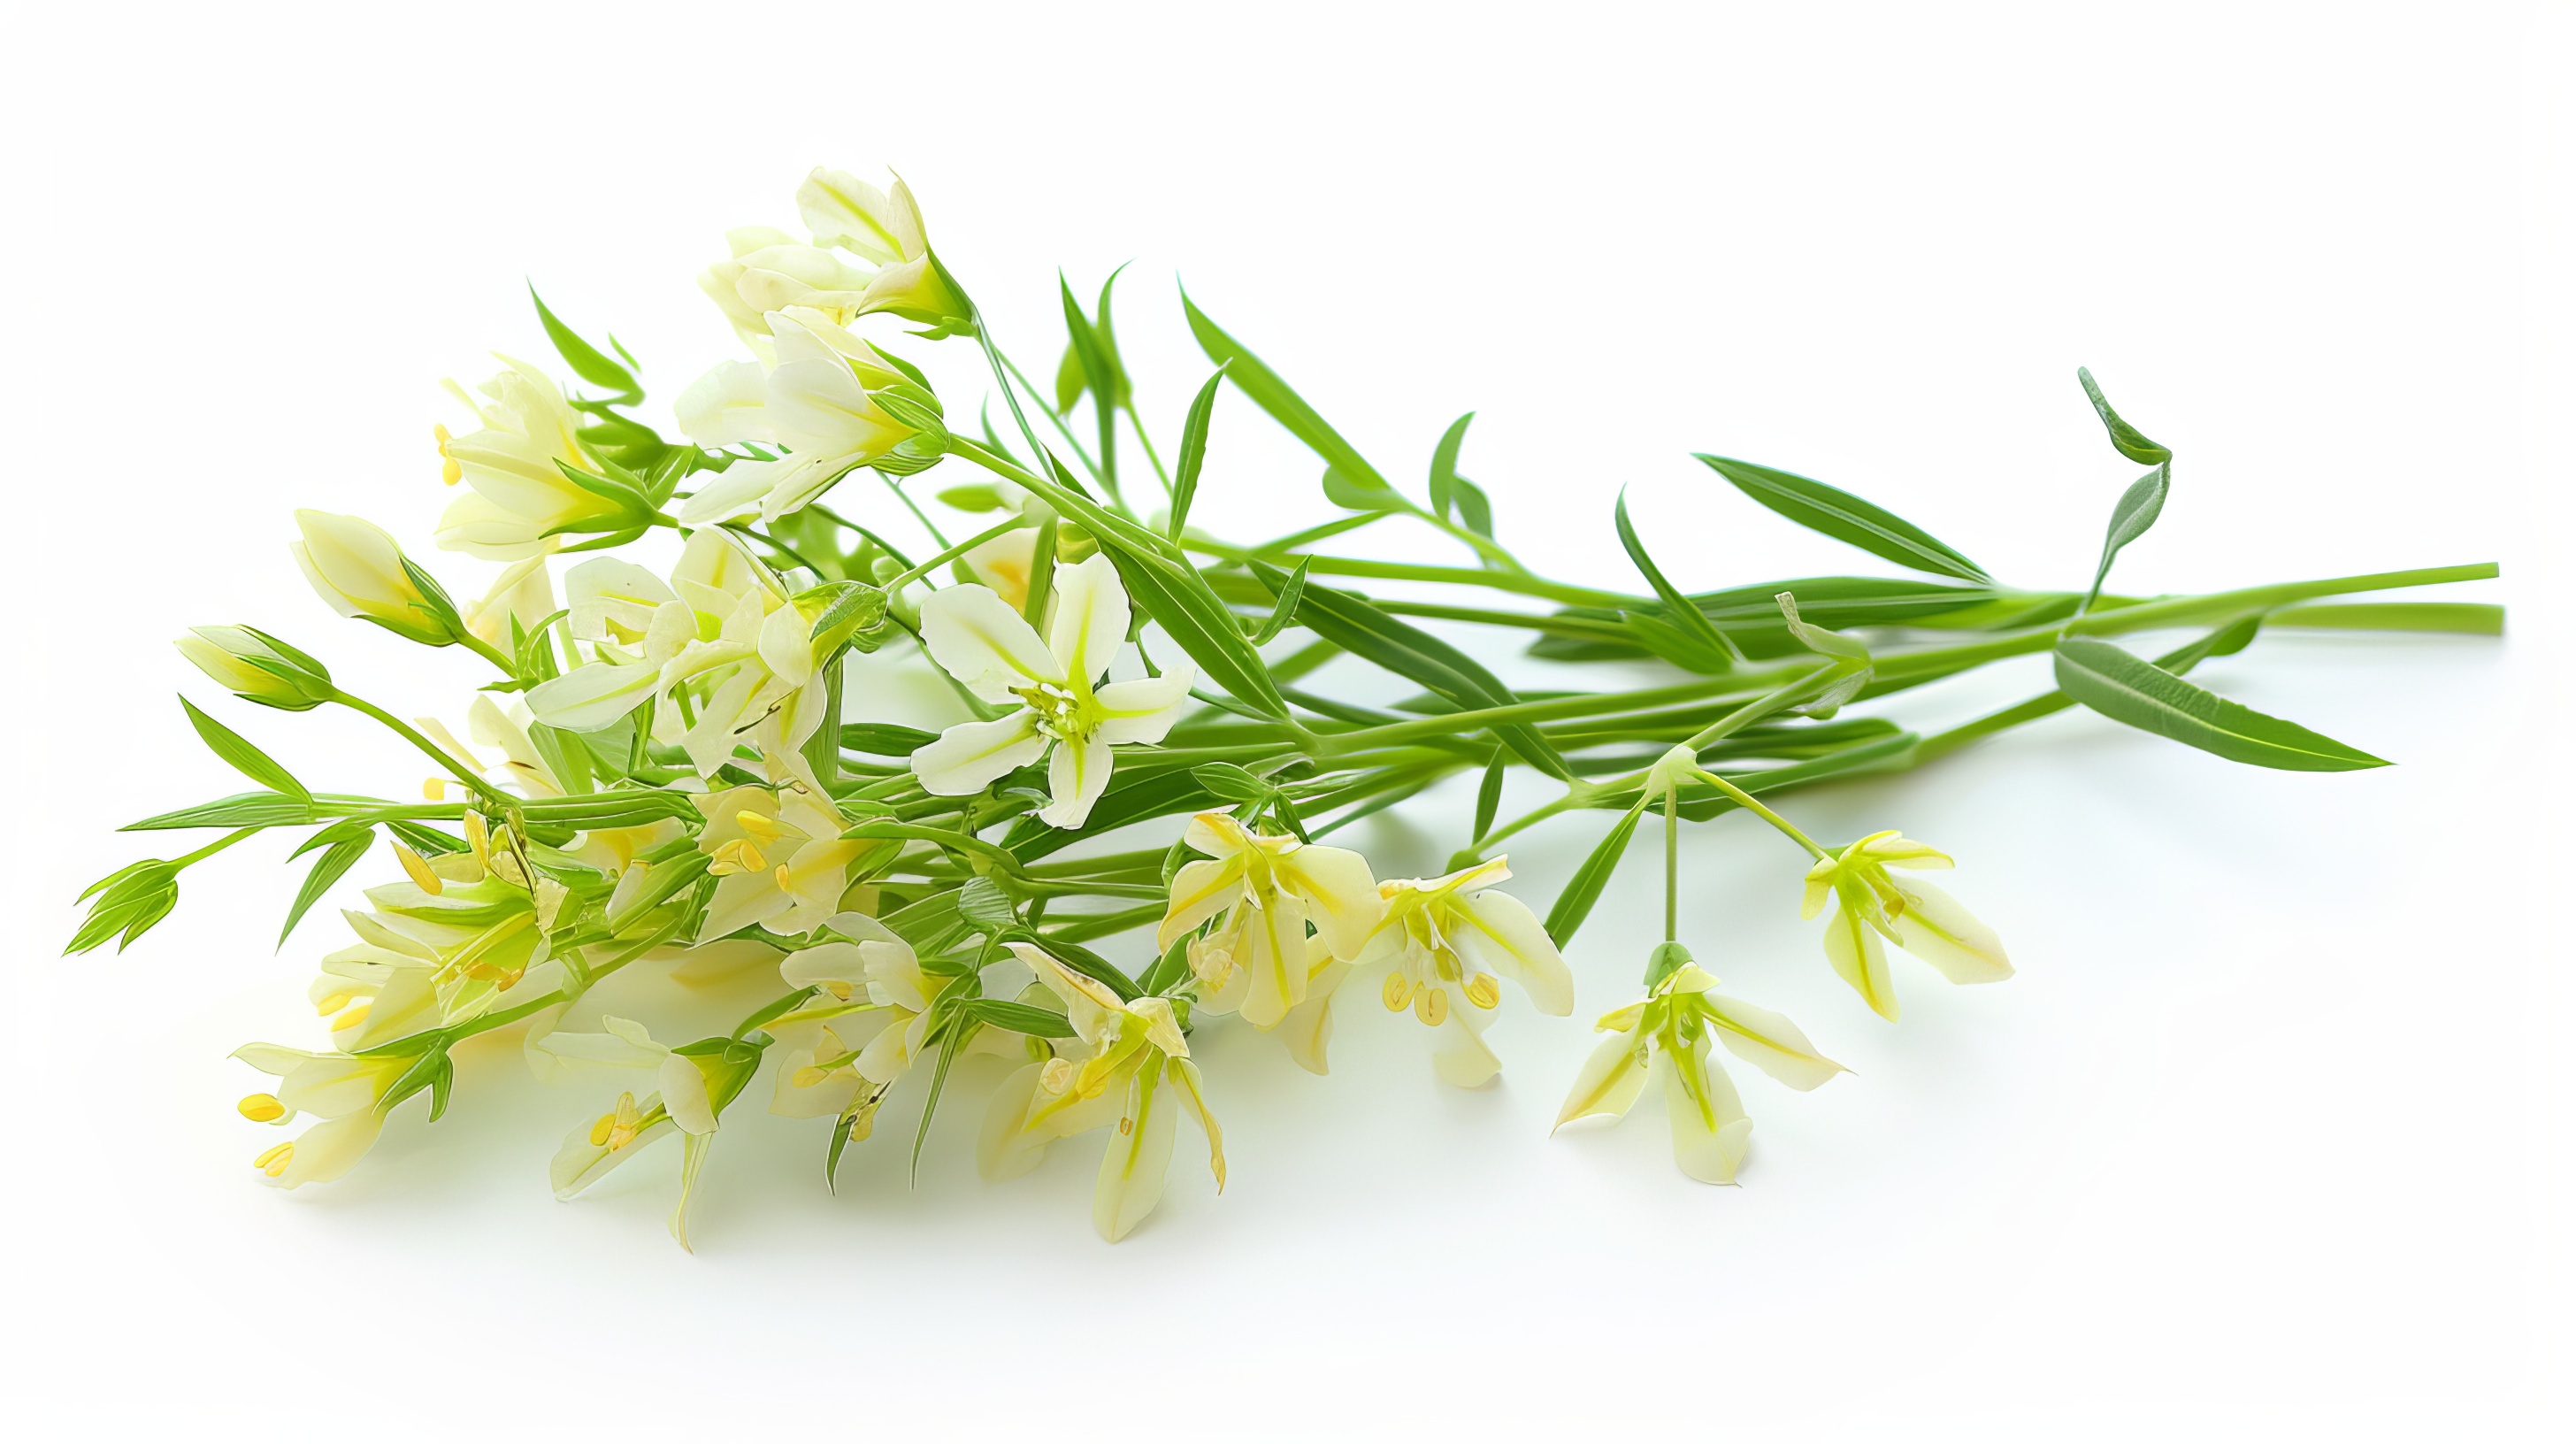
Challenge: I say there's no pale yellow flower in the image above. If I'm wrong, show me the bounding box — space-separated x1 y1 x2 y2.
1157 811 1381 1028
1801 830 2011 1020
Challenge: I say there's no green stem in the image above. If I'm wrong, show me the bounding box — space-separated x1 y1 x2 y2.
1185 536 1638 609
1686 766 1828 859
879 472 950 551
461 634 520 676
885 516 1030 592
1123 403 1173 498
332 692 508 805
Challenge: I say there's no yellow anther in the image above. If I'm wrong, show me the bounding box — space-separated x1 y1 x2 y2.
1382 974 1414 1011
1416 985 1448 1026
591 1092 643 1151
735 810 785 841
463 810 492 866
1463 974 1501 1010
709 838 767 874
1039 1058 1076 1095
434 423 462 484
588 1112 616 1148
334 1002 372 1030
422 778 448 801
394 841 442 895
792 1065 830 1088
314 990 354 1017
1118 1116 1135 1135
237 1094 287 1123
254 1141 294 1176
823 980 853 1002
774 864 793 893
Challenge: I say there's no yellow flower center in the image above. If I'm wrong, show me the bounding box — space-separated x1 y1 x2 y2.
587 1092 644 1151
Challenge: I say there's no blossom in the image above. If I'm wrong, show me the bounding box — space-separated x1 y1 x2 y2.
175 625 334 710
911 554 1193 828
461 555 555 651
433 357 625 560
247 1110 388 1190
1801 830 2012 1019
1329 858 1575 1087
1000 943 1222 1241
1554 958 1845 1184
1156 811 1381 1028
232 1043 409 1128
794 166 972 327
545 1023 762 1249
290 511 458 645
959 525 1041 613
526 530 837 776
698 226 876 348
676 308 926 524
692 761 867 939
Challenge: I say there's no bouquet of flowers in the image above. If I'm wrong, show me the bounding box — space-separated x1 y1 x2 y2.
73 166 2499 1244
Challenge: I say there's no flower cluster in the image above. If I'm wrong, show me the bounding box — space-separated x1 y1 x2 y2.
73 163 2492 1246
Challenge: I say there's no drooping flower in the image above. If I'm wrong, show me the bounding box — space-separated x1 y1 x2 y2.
433 358 625 560
1001 943 1222 1242
546 1022 763 1250
1800 830 2011 1020
676 308 926 525
911 554 1193 828
1554 956 1845 1184
1156 811 1381 1028
1319 857 1575 1087
794 166 973 327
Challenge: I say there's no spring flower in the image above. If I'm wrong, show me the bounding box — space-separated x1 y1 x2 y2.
1554 957 1845 1184
433 358 624 560
175 625 334 710
290 511 459 645
1333 858 1575 1087
795 166 973 327
461 556 556 651
1157 811 1381 1028
1801 830 2012 1020
677 308 926 524
359 845 555 1024
699 227 876 348
247 1110 389 1190
960 525 1042 613
912 553 1194 828
692 764 867 939
1004 943 1222 1241
232 1042 409 1129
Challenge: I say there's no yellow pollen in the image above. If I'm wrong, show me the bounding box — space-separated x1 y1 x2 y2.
463 810 492 865
1464 974 1501 1010
735 810 784 840
237 1094 287 1123
1415 986 1448 1026
254 1142 294 1176
1382 974 1414 1011
435 423 462 484
394 842 442 895
1039 1058 1076 1094
792 1065 829 1088
774 864 794 893
334 1002 373 1030
314 990 354 1016
422 778 448 801
1118 1116 1134 1135
588 1113 616 1148
825 981 854 1002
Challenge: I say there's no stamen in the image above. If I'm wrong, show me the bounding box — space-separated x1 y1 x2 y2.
394 842 442 895
1039 1058 1076 1094
314 990 354 1016
1463 974 1501 1010
774 864 794 893
422 778 447 801
1415 986 1448 1026
735 810 784 841
463 810 491 866
237 1094 286 1123
334 1002 373 1030
254 1142 294 1177
588 1112 616 1148
434 423 462 485
1382 974 1414 1011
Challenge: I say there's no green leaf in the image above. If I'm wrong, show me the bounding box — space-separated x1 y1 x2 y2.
956 875 1020 932
1471 748 1506 842
1321 465 1407 513
280 834 371 947
1059 273 1123 413
1698 455 1990 582
1428 412 1475 521
530 287 640 400
2082 465 2169 613
1167 366 1225 540
1139 935 1192 995
1248 561 1570 780
1643 940 1694 990
962 998 1077 1039
842 722 939 757
1247 557 1311 645
1098 546 1290 720
179 697 310 802
1182 289 1398 496
2074 367 2173 465
1447 476 1494 539
1544 800 1647 949
2052 634 2387 772
1615 488 1743 666
124 791 317 832
2267 602 2504 635
1189 762 1274 803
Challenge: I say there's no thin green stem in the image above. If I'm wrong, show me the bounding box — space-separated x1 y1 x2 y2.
885 516 1030 592
1686 765 1828 859
1123 403 1173 498
333 692 508 805
879 473 950 551
1662 782 1678 943
461 634 519 676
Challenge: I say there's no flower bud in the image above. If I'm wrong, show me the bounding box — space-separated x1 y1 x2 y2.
291 511 461 645
175 626 334 710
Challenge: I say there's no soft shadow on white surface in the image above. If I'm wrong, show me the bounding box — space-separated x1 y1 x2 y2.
1 3 2566 1439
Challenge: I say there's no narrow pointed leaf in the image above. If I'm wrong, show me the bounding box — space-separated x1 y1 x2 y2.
1615 488 1742 665
1698 455 1989 582
2052 634 2387 771
2082 464 2169 612
280 834 371 946
1168 366 1224 540
1428 412 1475 521
1182 290 1399 500
1545 800 1647 949
179 697 310 802
2074 367 2173 465
530 287 641 400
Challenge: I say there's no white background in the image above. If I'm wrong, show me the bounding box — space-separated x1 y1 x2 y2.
3 2 2567 1438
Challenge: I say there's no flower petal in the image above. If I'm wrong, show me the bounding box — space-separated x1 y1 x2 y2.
918 584 1058 701
1046 553 1130 684
1038 734 1115 828
1553 1033 1650 1130
1093 1066 1179 1243
1660 1037 1752 1185
1430 1010 1503 1088
1275 841 1383 961
912 712 1046 795
1277 949 1346 1076
1450 888 1574 1016
1091 671 1196 745
1701 994 1848 1091
1822 899 1898 1020
1164 1056 1225 1191
1155 855 1247 949
525 660 661 733
1235 893 1312 1030
1891 879 2013 985
978 1062 1053 1182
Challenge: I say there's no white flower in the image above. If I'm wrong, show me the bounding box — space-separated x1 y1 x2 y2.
794 166 972 326
677 308 924 524
1002 943 1222 1242
1800 830 2012 1020
1156 811 1381 1028
460 556 555 650
691 762 868 939
911 554 1193 828
232 1042 408 1127
1554 961 1845 1184
1320 858 1575 1087
290 511 455 644
248 1110 388 1189
698 227 875 348
433 358 624 560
